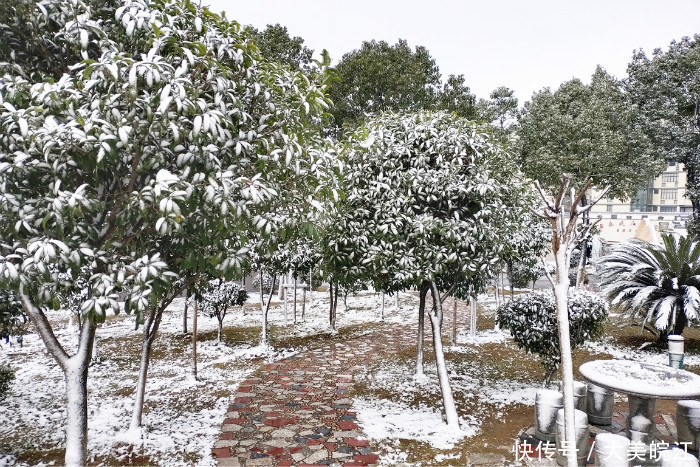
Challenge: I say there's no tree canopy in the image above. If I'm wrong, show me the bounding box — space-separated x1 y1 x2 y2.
327 39 480 131
247 23 314 71
518 66 664 201
626 35 700 230
328 39 440 130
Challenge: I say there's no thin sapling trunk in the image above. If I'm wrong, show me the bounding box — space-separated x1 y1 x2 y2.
192 299 198 378
182 289 189 334
429 281 459 427
259 272 276 345
415 282 429 377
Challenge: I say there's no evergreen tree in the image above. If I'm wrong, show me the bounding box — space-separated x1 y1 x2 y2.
0 0 335 464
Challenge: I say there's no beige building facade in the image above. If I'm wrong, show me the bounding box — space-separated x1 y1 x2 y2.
588 162 691 243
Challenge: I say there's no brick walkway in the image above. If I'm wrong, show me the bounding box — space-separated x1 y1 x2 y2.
212 324 415 466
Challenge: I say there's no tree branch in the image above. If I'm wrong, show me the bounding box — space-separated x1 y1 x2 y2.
533 180 556 213
541 257 555 287
19 285 69 368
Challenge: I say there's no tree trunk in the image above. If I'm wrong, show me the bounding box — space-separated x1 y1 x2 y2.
576 194 590 288
381 292 385 321
130 305 165 433
470 291 477 339
507 259 514 298
278 272 284 300
452 297 457 344
91 335 99 364
217 316 223 344
308 270 313 313
19 289 95 467
192 300 198 378
553 245 577 467
301 283 306 321
260 274 276 345
429 282 459 427
182 291 189 334
293 276 298 323
416 282 429 376
329 280 338 331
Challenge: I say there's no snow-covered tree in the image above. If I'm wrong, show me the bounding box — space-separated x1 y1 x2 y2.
200 279 247 343
626 35 700 233
597 234 700 340
0 0 334 464
326 111 527 427
501 194 552 296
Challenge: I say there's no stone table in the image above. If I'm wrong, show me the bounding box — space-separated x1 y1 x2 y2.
579 359 700 445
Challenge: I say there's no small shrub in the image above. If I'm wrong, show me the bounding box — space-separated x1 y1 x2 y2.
510 260 554 288
252 271 274 294
0 363 15 400
496 289 607 383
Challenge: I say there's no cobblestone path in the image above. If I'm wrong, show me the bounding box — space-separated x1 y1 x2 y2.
212 323 415 467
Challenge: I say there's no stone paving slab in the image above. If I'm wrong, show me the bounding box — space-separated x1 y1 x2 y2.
213 325 414 466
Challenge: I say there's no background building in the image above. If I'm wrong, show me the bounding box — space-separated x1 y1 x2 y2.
588 163 690 243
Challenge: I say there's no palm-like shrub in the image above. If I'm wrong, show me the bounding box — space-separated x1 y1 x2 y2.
597 234 700 340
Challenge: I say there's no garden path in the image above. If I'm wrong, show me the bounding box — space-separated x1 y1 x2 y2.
211 321 416 467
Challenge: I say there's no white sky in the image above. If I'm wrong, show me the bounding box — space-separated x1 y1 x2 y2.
204 0 699 103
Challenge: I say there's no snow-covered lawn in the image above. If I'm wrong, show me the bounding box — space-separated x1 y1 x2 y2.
0 290 407 466
1 288 699 466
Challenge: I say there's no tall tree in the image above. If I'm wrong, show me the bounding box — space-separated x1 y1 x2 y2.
325 111 528 426
328 39 441 130
533 176 609 467
518 67 663 200
437 74 478 120
247 23 314 71
0 0 333 464
518 67 665 285
626 35 700 233
477 86 519 141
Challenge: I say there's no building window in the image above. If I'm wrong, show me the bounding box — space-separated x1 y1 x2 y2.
660 206 677 212
661 189 677 200
606 204 613 212
662 173 678 183
669 161 677 166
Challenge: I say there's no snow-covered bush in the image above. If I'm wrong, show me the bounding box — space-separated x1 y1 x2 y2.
0 363 14 401
252 271 275 294
0 289 26 338
497 290 607 383
510 260 554 288
200 280 248 343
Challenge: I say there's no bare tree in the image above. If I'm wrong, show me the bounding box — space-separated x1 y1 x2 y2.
533 176 608 467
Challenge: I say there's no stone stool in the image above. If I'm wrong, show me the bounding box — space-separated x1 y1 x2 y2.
594 433 629 467
535 389 563 442
677 399 700 450
555 408 589 467
587 383 614 425
658 447 699 467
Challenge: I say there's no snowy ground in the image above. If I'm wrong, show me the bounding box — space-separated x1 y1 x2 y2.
0 289 419 466
1 288 698 465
